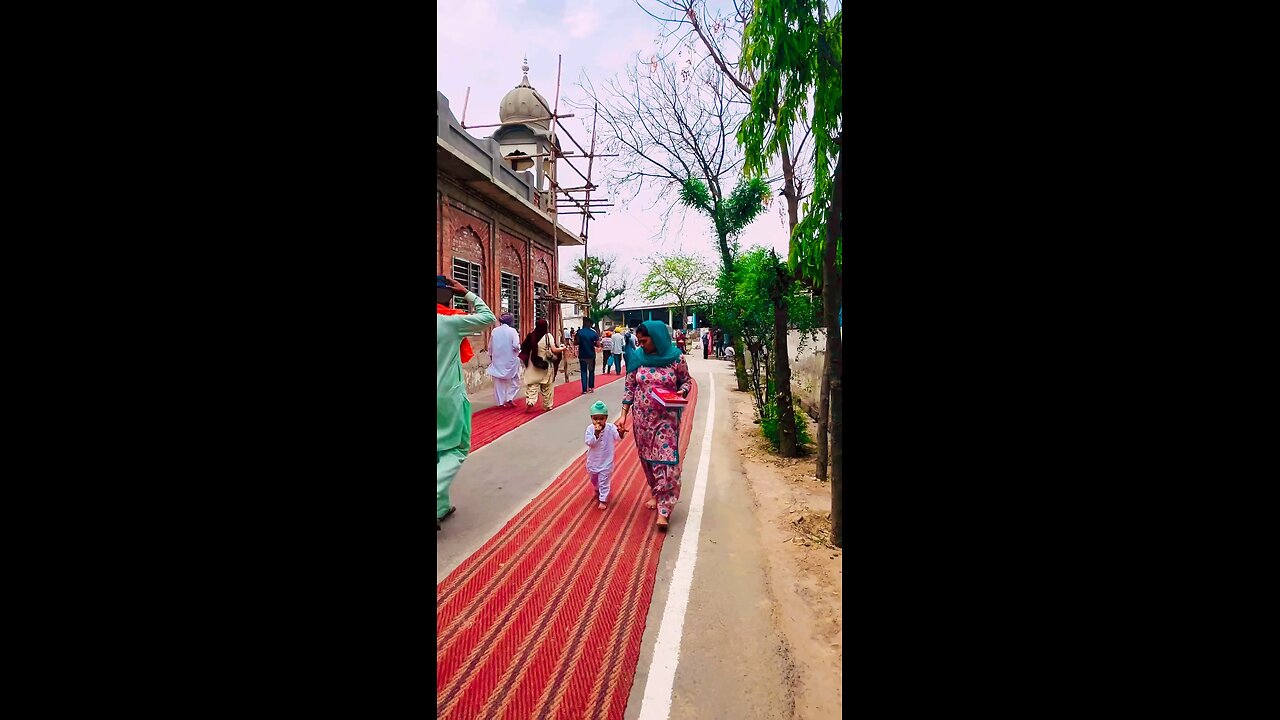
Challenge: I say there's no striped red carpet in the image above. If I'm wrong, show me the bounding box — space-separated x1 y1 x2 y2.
438 381 700 720
469 370 626 452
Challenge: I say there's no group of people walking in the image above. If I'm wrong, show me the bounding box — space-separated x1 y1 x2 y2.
437 273 694 532
699 327 733 360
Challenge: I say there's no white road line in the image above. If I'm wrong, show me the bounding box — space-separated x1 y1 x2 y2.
636 371 715 720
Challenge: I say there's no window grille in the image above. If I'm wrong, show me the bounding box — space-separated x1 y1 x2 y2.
534 282 549 323
500 272 520 330
452 258 481 311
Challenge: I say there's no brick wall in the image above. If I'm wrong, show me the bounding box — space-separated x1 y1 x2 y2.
437 176 560 397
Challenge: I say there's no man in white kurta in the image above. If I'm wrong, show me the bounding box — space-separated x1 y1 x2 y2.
487 313 522 407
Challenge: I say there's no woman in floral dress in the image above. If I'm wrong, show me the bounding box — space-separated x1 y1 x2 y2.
616 321 693 529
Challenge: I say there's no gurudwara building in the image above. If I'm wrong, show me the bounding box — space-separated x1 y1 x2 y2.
436 61 583 394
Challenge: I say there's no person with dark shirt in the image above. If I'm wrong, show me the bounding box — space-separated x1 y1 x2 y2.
575 321 600 393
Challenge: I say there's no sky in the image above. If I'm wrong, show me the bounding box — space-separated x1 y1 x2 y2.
437 0 796 307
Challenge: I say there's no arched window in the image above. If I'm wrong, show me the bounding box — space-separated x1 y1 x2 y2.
451 226 484 312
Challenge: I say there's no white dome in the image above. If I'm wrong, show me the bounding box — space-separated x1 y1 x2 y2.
498 60 551 130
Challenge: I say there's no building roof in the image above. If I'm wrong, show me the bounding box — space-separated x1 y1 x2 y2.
612 300 705 312
557 283 587 304
436 90 582 247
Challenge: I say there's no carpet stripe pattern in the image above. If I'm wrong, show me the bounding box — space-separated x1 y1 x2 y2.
469 370 626 452
438 382 700 720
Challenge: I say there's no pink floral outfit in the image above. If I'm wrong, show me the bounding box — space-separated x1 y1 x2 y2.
622 358 693 518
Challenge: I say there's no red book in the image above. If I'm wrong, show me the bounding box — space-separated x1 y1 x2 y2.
650 388 688 407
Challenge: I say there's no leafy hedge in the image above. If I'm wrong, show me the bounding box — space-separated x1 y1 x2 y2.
761 390 814 452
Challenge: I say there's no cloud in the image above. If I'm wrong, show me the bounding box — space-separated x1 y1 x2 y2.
564 2 601 39
438 0 794 310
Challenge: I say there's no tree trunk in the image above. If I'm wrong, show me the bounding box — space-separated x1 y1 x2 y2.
771 260 798 457
758 339 768 395
826 149 843 549
779 139 801 230
733 337 750 391
749 341 765 417
816 347 830 481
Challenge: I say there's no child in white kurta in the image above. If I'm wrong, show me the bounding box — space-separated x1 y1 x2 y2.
584 400 623 510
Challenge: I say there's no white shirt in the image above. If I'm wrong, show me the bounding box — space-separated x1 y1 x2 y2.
584 422 621 472
610 332 625 354
486 323 522 380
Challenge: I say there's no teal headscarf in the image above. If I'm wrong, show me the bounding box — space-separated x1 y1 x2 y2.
625 320 683 369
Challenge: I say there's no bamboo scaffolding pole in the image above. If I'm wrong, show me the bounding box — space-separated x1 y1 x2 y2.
504 151 580 160
554 119 593 159
558 153 594 186
548 177 595 216
462 114 574 130
452 56 627 322
581 102 599 275
550 53 563 337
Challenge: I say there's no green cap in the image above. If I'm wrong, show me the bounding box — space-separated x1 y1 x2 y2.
590 400 608 416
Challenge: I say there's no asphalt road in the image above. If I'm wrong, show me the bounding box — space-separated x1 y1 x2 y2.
435 368 629 582
437 352 792 719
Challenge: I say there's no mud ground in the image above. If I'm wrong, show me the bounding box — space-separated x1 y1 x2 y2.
728 392 843 719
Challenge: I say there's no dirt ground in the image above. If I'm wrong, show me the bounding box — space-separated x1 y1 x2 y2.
729 392 843 719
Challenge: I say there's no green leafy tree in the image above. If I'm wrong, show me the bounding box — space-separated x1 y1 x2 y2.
709 246 773 416
738 0 843 547
711 245 820 456
678 176 771 391
572 255 630 325
638 252 715 332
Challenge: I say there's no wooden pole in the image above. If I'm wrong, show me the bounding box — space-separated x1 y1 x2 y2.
462 114 574 130
551 54 563 338
583 103 598 276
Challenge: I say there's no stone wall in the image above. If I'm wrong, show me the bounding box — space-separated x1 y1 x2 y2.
742 328 830 421
788 329 828 421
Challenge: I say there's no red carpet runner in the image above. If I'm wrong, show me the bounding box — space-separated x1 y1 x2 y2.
469 370 626 452
437 382 700 720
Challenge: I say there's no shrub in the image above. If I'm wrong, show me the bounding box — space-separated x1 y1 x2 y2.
761 396 814 452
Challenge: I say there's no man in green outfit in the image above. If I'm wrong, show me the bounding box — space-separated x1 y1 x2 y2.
437 274 495 531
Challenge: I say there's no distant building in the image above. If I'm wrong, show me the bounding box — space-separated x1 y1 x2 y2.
602 301 709 332
557 283 589 331
436 60 583 394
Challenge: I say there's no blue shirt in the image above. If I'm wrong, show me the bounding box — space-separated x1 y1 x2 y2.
575 327 599 355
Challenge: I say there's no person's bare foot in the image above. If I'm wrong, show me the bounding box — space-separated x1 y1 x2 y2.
597 501 607 510
645 499 656 509
656 514 669 529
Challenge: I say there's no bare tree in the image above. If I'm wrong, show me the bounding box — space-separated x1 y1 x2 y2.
636 0 814 231
634 0 815 455
571 49 757 390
